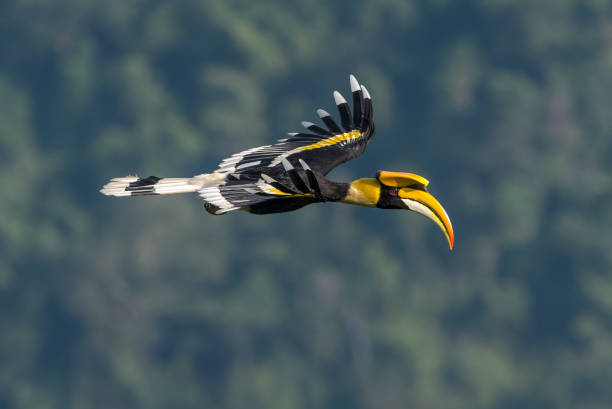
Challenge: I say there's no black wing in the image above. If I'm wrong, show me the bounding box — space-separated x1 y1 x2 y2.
213 75 375 177
199 75 375 214
198 162 317 214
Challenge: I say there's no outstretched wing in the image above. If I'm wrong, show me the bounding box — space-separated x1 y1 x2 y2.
200 75 375 214
214 75 375 177
198 167 315 214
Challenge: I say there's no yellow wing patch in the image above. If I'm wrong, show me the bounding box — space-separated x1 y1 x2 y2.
297 130 362 152
264 187 292 196
262 186 313 198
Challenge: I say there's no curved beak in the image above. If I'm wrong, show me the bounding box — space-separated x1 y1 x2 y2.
399 189 454 250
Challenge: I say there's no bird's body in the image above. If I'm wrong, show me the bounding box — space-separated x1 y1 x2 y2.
101 75 454 249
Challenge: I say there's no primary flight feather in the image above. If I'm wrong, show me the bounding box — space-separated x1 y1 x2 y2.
101 75 454 249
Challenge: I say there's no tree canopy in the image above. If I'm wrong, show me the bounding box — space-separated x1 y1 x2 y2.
1 1 612 408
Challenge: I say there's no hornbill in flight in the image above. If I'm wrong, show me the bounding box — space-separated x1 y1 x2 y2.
101 75 454 249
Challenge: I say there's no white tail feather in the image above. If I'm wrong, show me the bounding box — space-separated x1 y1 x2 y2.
100 173 225 197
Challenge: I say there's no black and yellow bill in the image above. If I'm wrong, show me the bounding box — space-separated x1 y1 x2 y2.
378 171 454 250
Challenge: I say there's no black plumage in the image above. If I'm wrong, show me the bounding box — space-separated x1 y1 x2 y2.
196 75 375 214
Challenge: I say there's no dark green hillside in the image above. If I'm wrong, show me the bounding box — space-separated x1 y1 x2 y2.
1 1 612 408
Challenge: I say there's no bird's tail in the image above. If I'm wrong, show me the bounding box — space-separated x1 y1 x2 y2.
100 175 201 197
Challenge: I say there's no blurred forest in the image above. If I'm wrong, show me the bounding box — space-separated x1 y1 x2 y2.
2 0 612 408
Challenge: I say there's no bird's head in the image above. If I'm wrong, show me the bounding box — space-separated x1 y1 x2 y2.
343 171 454 249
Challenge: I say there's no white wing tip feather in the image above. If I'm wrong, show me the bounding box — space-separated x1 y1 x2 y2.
361 85 371 99
298 158 311 170
349 74 360 92
261 174 275 184
333 90 347 105
281 158 293 171
316 108 330 118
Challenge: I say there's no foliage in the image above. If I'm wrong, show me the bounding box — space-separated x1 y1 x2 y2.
1 1 612 408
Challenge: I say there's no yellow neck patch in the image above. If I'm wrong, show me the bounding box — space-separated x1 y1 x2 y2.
341 178 380 207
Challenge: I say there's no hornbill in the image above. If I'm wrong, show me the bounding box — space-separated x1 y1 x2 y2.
101 75 454 249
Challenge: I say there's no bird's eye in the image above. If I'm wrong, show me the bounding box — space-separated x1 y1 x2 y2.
390 188 398 196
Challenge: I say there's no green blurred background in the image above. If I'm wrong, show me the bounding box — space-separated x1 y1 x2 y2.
2 0 612 408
